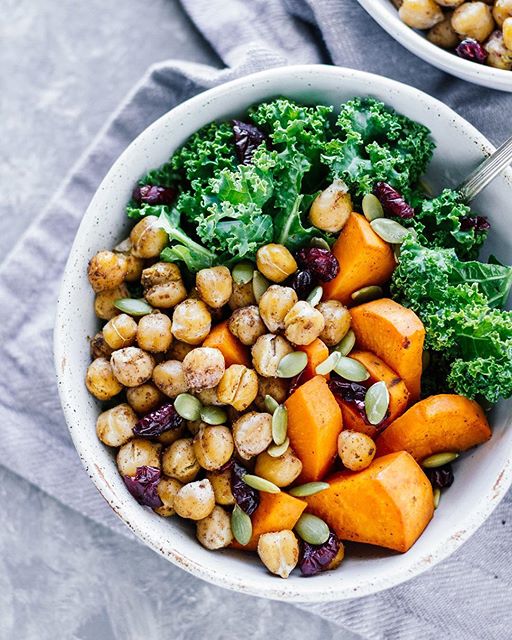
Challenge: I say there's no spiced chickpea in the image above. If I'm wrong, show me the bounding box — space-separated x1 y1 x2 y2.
96 403 137 447
165 339 195 362
309 179 352 233
256 244 298 283
504 16 512 49
206 469 235 506
493 0 512 27
253 376 289 411
174 479 216 520
154 477 183 517
94 284 129 320
110 347 155 387
86 357 123 400
228 280 256 310
398 0 444 29
158 424 187 446
124 254 144 282
228 306 266 346
316 300 351 347
193 426 234 471
103 314 138 350
196 505 233 549
142 262 187 309
217 365 258 411
251 334 293 377
258 285 298 333
117 439 162 477
451 2 495 41
197 386 225 406
90 332 113 359
136 313 173 353
126 383 163 414
162 438 200 483
485 30 512 69
284 301 325 346
338 430 376 471
427 14 460 48
87 250 128 293
233 411 273 460
171 299 212 345
255 448 302 487
152 360 188 398
196 266 233 308
182 347 225 391
130 216 168 258
257 530 299 579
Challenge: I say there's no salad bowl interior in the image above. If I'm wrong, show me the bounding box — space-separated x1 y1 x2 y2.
55 65 512 602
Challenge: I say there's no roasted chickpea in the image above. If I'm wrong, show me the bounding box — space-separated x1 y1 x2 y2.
158 424 187 446
256 244 298 283
451 2 494 41
206 468 235 505
171 299 212 345
196 505 233 549
87 250 128 293
257 530 299 579
117 438 162 477
86 357 123 400
427 14 460 48
197 386 225 406
228 306 266 346
338 430 376 471
154 477 183 517
141 262 187 309
309 179 352 233
162 438 200 483
182 347 225 391
124 254 144 282
493 0 512 26
110 347 155 387
196 266 233 308
253 376 289 411
485 29 512 68
398 0 444 29
94 284 129 320
152 359 188 398
284 301 325 346
136 312 173 352
90 332 113 359
217 365 258 411
165 339 195 362
504 17 512 49
174 479 215 520
233 411 273 460
130 216 168 258
96 403 137 447
193 426 234 471
258 285 298 333
435 0 463 6
102 313 138 350
186 419 204 436
126 383 163 414
251 334 293 377
316 300 351 347
255 448 303 487
228 280 256 310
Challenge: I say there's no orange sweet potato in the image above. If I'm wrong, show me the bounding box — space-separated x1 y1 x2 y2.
376 394 491 461
306 451 433 552
231 491 306 551
297 338 330 381
350 298 425 402
202 320 250 367
322 213 396 305
285 376 343 482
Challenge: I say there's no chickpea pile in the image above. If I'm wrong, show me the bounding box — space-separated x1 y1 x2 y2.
395 0 512 70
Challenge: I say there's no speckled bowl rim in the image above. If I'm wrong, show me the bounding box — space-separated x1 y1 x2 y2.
55 64 512 602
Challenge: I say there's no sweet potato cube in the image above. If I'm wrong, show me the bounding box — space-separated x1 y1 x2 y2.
297 338 330 381
203 320 250 367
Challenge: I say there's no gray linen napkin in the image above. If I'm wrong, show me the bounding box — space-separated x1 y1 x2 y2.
1 1 511 638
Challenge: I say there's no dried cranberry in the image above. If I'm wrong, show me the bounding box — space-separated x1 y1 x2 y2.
288 371 305 396
289 269 315 299
133 403 183 437
132 184 176 205
299 532 340 576
373 182 415 219
328 378 367 417
460 215 490 233
456 39 487 64
295 248 339 282
232 120 266 165
425 464 454 489
231 462 259 516
123 466 163 509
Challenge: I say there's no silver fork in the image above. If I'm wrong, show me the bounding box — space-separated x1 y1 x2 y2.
457 135 512 203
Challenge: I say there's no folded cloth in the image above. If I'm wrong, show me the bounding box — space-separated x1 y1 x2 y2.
1 1 510 638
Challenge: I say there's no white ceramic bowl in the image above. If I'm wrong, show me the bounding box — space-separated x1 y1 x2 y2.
357 0 512 92
55 65 512 602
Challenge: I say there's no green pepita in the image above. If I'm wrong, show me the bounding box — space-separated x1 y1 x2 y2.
421 452 459 468
362 193 384 222
174 393 202 421
289 482 330 497
276 351 308 379
114 298 153 316
364 381 390 426
242 474 281 494
370 218 410 244
334 356 370 382
335 329 356 356
351 285 383 305
272 404 288 445
231 504 252 546
267 438 290 458
306 285 323 307
232 261 254 285
310 237 331 251
252 271 270 303
315 351 341 376
294 513 330 545
199 405 227 425
393 244 401 263
433 487 441 510
264 394 279 414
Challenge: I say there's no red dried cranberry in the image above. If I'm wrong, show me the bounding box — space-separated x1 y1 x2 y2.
133 403 183 437
299 532 340 576
460 215 490 233
373 182 415 219
328 378 367 416
288 371 306 396
123 466 163 508
296 248 339 282
232 120 266 165
425 464 454 489
289 269 315 299
456 39 487 64
132 184 177 205
231 462 259 515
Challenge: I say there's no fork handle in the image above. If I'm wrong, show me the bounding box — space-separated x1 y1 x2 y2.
457 135 512 203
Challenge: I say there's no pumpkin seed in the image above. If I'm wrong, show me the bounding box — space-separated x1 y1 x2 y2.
422 452 459 468
267 438 290 458
351 285 383 305
294 513 330 545
114 298 153 316
334 329 356 356
272 404 288 445
200 405 227 425
174 393 202 421
362 193 384 221
264 394 279 414
334 356 370 382
393 244 401 263
364 381 390 425
252 270 270 302
306 285 323 307
242 474 281 494
232 261 254 285
433 488 441 510
276 351 308 378
310 237 331 251
231 504 252 545
289 482 330 497
315 351 341 375
370 218 410 244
